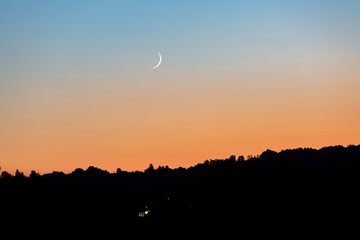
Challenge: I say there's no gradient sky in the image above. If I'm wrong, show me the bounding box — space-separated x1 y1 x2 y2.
1 0 360 174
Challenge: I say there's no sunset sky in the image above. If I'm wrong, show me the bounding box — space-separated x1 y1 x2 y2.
1 0 360 174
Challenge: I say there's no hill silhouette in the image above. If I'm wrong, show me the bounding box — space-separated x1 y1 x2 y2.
1 144 360 236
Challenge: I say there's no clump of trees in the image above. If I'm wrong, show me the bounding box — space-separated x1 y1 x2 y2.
1 144 360 231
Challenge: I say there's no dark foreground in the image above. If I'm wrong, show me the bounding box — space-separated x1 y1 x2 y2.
1 145 360 236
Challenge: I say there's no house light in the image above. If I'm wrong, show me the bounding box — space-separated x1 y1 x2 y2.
138 210 150 217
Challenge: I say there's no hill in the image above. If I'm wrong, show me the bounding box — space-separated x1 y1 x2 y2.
1 144 360 235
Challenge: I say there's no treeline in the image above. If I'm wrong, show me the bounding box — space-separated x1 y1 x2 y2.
1 144 360 234
4 144 360 179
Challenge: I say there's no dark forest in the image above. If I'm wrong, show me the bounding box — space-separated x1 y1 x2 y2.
1 145 360 236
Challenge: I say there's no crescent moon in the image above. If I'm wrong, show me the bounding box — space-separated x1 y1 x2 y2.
151 52 162 69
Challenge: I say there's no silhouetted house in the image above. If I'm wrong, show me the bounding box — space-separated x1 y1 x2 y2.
138 206 150 217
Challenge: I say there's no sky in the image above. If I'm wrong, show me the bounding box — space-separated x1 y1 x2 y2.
1 0 360 174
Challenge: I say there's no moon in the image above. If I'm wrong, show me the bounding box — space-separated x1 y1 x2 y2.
151 52 162 69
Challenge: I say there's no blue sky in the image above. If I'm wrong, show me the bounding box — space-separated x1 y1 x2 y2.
1 0 359 78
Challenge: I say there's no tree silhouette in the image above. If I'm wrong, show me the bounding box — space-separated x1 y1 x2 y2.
145 163 154 173
0 171 12 179
0 144 359 233
30 170 40 181
15 169 25 178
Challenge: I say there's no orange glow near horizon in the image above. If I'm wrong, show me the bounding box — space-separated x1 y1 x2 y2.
2 66 360 175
